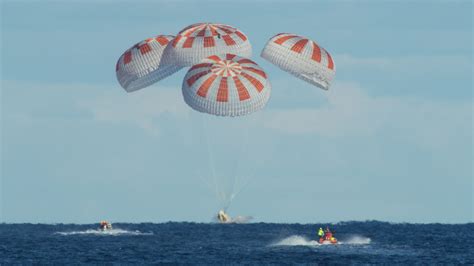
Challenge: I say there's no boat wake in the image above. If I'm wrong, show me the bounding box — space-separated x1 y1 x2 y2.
214 215 253 224
271 235 371 246
225 216 253 224
271 235 319 246
55 229 153 236
339 235 371 245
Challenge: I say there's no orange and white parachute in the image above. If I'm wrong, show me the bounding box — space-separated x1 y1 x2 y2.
182 54 271 116
163 23 252 67
116 35 182 92
261 33 335 90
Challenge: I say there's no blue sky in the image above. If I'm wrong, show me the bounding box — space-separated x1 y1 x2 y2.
1 1 472 223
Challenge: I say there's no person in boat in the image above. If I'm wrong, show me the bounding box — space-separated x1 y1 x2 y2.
99 221 112 230
325 227 333 239
318 227 324 240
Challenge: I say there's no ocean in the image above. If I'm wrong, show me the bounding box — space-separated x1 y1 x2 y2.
1 221 473 264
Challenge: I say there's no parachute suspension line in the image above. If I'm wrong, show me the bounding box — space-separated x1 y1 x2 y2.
232 141 264 202
228 157 254 206
225 114 260 211
194 167 215 199
202 115 220 203
186 111 214 196
229 112 264 205
228 151 260 208
228 118 251 207
225 122 248 209
229 175 253 204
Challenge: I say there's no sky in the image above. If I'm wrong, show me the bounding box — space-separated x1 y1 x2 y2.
1 0 472 224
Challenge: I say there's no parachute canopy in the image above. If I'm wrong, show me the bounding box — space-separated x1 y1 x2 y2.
261 33 336 90
163 23 252 67
182 54 271 117
116 35 182 92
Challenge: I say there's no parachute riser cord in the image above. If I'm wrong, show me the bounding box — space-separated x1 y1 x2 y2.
188 107 267 212
189 111 222 203
234 110 265 197
223 169 263 213
227 117 251 209
202 114 220 201
223 112 263 212
185 110 217 198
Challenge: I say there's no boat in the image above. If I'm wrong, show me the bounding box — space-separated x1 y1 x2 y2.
319 228 338 244
319 236 338 244
99 221 112 231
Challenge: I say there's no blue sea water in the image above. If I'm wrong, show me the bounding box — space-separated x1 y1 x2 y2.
1 221 473 264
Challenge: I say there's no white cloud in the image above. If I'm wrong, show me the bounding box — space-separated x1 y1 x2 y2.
264 81 472 150
78 86 189 136
2 80 190 136
264 82 377 137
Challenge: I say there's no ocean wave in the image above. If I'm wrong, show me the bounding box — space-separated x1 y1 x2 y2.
55 228 153 236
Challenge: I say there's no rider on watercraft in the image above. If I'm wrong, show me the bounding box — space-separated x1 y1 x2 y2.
319 226 337 244
318 227 324 238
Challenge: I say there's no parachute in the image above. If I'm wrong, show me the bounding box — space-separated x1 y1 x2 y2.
182 54 271 117
116 35 182 92
163 23 252 67
261 33 336 90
